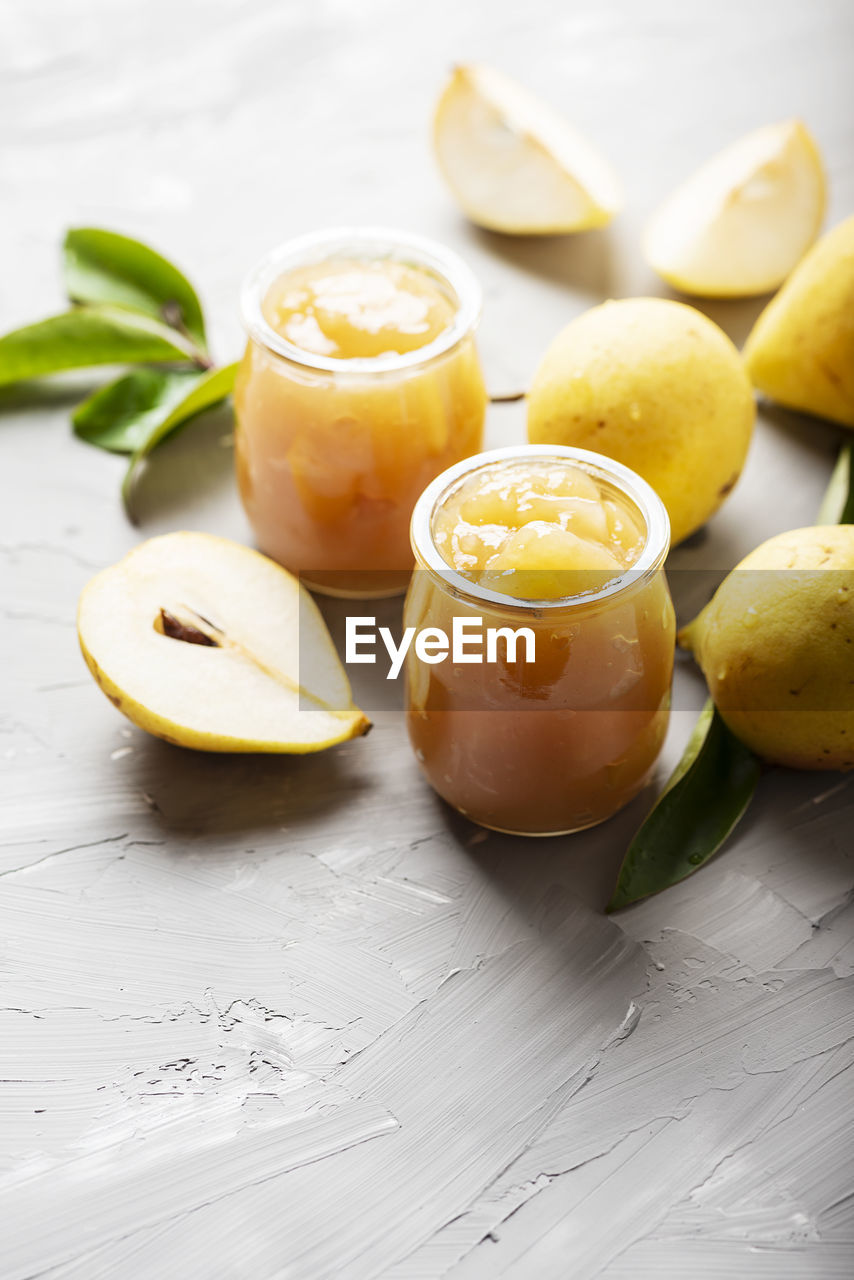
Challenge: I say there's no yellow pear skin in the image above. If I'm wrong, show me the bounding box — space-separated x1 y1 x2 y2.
743 214 854 428
528 298 755 545
679 525 854 770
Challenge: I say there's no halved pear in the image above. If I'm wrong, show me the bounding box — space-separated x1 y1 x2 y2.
743 214 854 428
77 532 370 752
433 64 622 235
644 120 826 297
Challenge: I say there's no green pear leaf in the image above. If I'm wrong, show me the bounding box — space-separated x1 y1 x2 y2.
0 307 197 388
817 442 854 525
73 368 204 454
64 228 207 353
74 363 238 519
607 702 761 911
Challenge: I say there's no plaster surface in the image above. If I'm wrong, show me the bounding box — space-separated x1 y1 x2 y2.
1 1 853 1276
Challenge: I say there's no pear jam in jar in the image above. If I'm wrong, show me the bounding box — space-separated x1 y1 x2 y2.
234 229 486 598
405 446 675 835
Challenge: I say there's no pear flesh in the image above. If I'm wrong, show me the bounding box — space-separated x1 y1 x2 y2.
433 64 622 235
743 214 854 428
644 120 825 297
77 532 370 752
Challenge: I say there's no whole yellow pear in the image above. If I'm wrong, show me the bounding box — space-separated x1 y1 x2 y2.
527 299 755 544
743 214 854 427
679 525 854 770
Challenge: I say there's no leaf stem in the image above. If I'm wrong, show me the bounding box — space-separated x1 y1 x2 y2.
161 300 214 370
489 390 527 404
817 442 854 525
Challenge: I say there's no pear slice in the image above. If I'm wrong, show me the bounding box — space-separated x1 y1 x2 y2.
743 214 854 428
644 120 826 297
78 532 370 752
433 64 622 235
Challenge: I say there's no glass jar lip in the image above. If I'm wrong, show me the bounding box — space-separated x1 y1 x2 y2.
240 226 482 374
410 445 672 614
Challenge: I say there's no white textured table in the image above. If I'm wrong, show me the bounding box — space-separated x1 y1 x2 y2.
2 2 853 1276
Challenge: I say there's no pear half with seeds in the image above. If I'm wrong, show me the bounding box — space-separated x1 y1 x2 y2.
78 532 370 752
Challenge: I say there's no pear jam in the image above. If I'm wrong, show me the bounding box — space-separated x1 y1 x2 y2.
432 458 644 598
405 450 675 836
235 235 486 598
262 259 456 359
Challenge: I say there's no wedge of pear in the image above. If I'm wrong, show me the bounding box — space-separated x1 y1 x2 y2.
78 532 370 752
644 120 825 297
433 64 622 235
743 214 854 428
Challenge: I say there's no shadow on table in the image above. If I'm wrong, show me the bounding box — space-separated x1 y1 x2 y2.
0 374 105 413
429 764 663 919
127 404 237 526
659 288 773 349
433 751 852 942
729 761 854 884
469 223 618 298
123 730 373 839
756 401 844 459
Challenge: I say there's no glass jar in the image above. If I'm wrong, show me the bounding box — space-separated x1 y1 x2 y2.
234 227 487 598
405 445 675 836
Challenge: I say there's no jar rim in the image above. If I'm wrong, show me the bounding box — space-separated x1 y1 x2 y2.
240 226 482 374
410 445 671 614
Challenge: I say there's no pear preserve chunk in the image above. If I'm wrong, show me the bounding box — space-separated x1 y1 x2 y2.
433 458 644 600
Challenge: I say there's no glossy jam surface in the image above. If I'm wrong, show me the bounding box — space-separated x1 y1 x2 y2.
405 458 674 835
235 254 486 597
433 459 644 599
262 259 456 359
